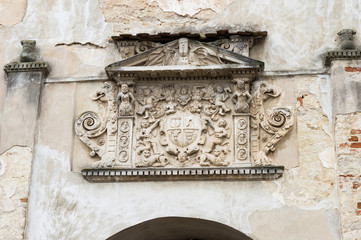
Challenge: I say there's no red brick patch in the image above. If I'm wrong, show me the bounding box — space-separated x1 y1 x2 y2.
351 143 361 148
339 143 349 148
349 136 359 142
356 210 361 216
353 182 361 190
357 202 361 209
351 129 361 134
345 67 361 72
20 198 28 203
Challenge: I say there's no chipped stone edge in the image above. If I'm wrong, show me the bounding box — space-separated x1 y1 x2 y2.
81 166 284 182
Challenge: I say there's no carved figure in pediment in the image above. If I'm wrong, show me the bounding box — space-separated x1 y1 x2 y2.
250 82 294 166
177 85 192 106
75 82 118 168
145 38 223 66
116 83 135 116
199 145 229 166
232 80 252 113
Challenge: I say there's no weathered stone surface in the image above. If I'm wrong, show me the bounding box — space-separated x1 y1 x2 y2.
0 146 32 240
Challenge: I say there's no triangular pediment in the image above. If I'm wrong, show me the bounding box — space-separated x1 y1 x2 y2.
106 38 264 76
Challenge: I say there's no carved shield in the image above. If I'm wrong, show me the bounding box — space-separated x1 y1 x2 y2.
164 112 201 148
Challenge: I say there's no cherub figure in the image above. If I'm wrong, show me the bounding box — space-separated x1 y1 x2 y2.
232 80 252 113
211 85 231 115
190 86 205 113
137 87 157 121
206 119 230 152
160 85 177 114
116 84 135 116
135 119 161 155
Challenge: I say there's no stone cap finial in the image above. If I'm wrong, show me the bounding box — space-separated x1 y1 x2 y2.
337 29 356 50
20 40 37 62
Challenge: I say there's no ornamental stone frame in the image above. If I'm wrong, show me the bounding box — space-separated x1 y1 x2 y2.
76 34 294 182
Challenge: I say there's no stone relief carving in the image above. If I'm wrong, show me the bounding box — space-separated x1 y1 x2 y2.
75 37 293 171
232 80 252 113
75 82 118 168
145 38 223 66
250 82 294 166
116 83 135 116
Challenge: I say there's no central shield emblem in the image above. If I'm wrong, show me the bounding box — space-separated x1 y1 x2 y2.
165 112 201 148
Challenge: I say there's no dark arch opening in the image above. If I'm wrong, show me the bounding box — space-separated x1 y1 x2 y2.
107 217 253 240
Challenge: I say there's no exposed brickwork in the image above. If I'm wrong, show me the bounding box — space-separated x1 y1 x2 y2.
345 67 361 72
357 202 361 209
348 136 358 142
350 129 361 134
350 142 361 148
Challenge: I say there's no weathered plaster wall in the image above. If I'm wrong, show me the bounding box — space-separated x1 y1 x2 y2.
25 75 340 239
0 146 32 240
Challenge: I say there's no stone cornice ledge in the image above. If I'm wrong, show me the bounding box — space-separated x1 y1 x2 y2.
81 166 284 183
325 50 361 66
4 62 50 75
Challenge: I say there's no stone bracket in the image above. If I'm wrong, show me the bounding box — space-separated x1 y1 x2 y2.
81 166 284 182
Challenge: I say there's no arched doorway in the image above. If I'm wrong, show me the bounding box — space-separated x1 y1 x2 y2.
107 217 253 240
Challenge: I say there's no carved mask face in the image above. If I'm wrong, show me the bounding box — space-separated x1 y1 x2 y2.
121 84 128 93
141 120 149 128
179 38 189 57
237 80 245 90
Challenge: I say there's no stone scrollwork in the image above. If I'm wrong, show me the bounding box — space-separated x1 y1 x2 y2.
250 82 294 166
75 82 118 168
